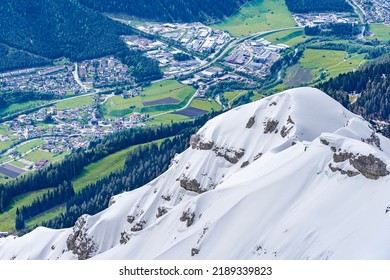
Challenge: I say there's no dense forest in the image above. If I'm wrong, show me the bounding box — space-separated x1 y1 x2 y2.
318 55 390 134
304 23 361 38
285 0 353 13
0 0 134 71
78 0 248 23
0 44 51 72
40 133 192 230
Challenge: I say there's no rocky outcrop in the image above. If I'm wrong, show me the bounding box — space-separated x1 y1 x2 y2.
131 221 146 232
246 116 255 128
328 163 359 177
120 231 131 245
280 125 293 138
66 216 97 260
350 154 389 180
180 177 204 193
264 120 279 134
241 161 249 168
213 147 245 164
331 152 389 180
180 210 195 227
127 215 135 224
190 134 214 150
156 207 168 218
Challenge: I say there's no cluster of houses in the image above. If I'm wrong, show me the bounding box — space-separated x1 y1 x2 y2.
136 22 231 56
293 13 358 27
0 65 84 95
355 0 390 24
224 38 288 78
122 35 201 78
78 56 134 88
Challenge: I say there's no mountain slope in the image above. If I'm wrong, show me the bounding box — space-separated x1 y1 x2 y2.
78 0 248 23
0 0 134 71
1 87 390 260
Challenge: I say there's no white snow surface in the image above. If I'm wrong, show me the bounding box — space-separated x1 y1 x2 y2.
1 87 390 260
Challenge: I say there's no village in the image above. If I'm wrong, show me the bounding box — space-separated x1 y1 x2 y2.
354 0 390 24
135 22 232 57
223 37 288 78
122 35 203 78
0 65 85 95
293 12 359 27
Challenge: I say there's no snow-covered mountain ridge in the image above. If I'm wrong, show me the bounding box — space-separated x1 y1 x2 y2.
1 87 390 260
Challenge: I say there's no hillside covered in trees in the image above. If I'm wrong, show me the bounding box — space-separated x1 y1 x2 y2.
285 0 353 13
318 55 390 135
78 0 248 23
0 0 135 71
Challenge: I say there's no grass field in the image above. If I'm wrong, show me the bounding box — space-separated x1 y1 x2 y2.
263 29 308 47
299 49 366 84
0 188 54 231
0 100 47 118
368 24 390 42
23 149 56 163
149 113 189 125
300 49 346 80
72 138 165 193
9 161 26 168
15 139 45 155
103 80 195 118
190 98 222 111
55 95 94 110
211 0 296 37
26 205 66 230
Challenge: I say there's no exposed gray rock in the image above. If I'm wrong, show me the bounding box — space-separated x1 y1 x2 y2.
287 115 295 125
264 120 279 134
281 125 293 138
127 215 135 224
190 134 214 150
328 163 359 177
131 220 146 232
191 248 200 256
180 177 204 193
161 194 171 201
241 161 249 168
66 216 97 260
246 116 255 128
320 139 330 146
213 147 245 164
120 231 131 245
254 153 263 161
350 154 389 180
332 152 389 180
156 206 168 218
180 210 195 227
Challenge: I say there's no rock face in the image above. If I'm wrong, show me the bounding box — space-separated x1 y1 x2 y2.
264 119 279 134
180 177 203 193
190 134 214 150
213 147 245 164
66 216 97 260
180 210 195 227
332 152 389 179
246 116 255 128
350 154 389 179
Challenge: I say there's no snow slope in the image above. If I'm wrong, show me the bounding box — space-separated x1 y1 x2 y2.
1 87 390 260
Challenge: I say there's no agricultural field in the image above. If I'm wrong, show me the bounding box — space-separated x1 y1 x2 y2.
103 80 195 118
23 149 66 163
0 100 47 118
263 29 309 47
297 49 367 84
368 24 390 42
190 98 222 112
55 95 94 110
211 0 296 37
